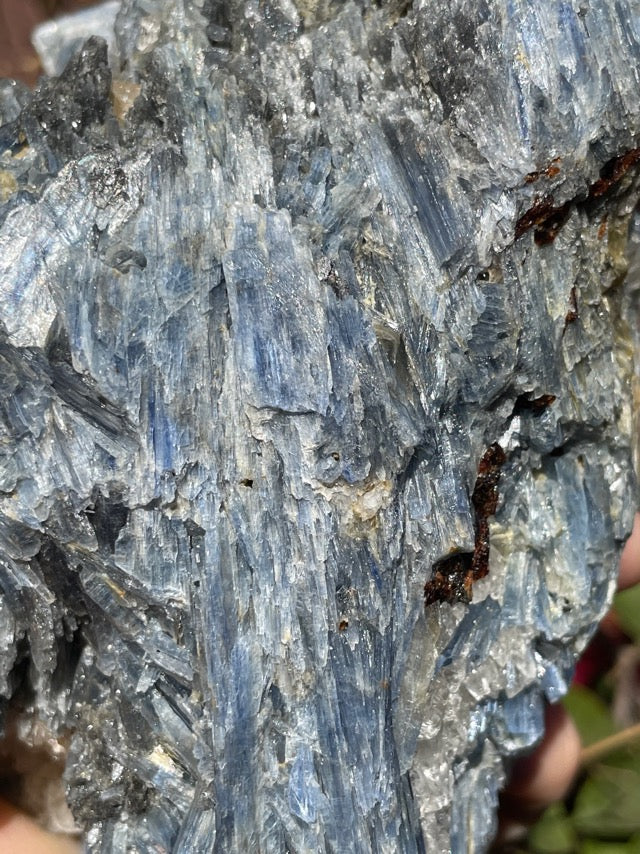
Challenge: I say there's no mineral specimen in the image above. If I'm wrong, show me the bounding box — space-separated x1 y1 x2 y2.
0 1 639 851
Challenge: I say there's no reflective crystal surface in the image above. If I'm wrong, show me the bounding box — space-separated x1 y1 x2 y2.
1 1 639 851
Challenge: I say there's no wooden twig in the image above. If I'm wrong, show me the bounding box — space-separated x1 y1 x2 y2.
580 722 640 766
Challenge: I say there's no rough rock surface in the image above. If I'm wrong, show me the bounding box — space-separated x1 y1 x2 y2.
0 1 639 851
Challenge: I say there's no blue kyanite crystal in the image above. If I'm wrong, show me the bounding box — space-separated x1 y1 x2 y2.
0 1 639 851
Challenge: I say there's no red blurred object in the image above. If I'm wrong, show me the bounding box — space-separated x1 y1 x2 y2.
573 629 619 687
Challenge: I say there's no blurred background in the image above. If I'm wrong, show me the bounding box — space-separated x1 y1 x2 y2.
0 0 97 84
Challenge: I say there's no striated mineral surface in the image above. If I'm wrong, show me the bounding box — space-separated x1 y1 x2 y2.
0 1 640 851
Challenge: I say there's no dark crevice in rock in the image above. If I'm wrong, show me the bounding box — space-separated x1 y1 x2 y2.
84 491 129 554
36 538 87 616
202 0 233 47
50 622 85 697
44 315 73 367
48 361 135 439
513 393 557 417
5 633 33 708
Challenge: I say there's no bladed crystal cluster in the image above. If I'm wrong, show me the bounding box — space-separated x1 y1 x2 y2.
0 1 639 850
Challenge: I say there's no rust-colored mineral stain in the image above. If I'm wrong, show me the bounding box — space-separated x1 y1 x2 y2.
597 216 608 240
514 196 557 238
533 201 571 245
524 159 561 184
514 196 571 246
589 148 640 198
516 146 640 246
424 553 474 606
424 444 506 607
515 195 572 246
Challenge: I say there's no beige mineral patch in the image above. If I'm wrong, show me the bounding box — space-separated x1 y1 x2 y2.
111 79 142 122
0 170 17 204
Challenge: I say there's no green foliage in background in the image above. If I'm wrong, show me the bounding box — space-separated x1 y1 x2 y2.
521 585 640 854
613 586 640 644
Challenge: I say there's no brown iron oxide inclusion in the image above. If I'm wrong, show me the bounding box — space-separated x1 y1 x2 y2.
424 443 506 607
514 147 640 246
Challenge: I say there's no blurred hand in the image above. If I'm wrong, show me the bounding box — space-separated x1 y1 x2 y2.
0 798 80 853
